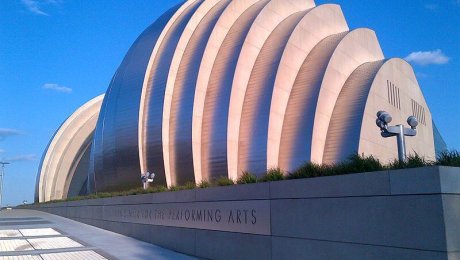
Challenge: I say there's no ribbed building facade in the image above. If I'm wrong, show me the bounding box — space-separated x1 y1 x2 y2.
37 0 436 202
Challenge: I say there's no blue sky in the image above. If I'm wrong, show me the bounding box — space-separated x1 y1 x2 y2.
0 0 458 206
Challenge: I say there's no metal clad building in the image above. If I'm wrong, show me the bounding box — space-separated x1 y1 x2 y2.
37 0 438 202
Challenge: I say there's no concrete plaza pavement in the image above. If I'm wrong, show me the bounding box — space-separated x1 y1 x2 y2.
0 209 196 259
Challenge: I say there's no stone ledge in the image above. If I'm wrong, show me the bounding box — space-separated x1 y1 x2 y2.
30 166 460 259
35 166 460 207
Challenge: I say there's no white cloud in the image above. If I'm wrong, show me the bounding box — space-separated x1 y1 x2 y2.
3 154 37 162
404 49 450 66
0 128 22 141
43 83 72 94
0 149 5 153
21 0 49 16
20 0 63 16
416 72 429 78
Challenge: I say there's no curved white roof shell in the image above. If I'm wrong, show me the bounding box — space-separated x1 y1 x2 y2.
36 95 103 202
38 0 437 196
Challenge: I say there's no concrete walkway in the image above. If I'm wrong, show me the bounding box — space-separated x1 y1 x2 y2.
0 209 196 260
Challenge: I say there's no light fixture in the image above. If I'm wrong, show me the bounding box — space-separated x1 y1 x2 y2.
376 111 417 161
141 171 156 189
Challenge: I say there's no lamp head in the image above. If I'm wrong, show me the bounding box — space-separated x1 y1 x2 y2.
407 116 418 129
376 118 385 129
376 111 392 130
379 111 392 124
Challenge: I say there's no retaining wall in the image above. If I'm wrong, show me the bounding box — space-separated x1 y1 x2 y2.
32 166 460 259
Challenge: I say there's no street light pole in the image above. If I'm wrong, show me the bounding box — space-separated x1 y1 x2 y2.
0 162 10 209
376 111 418 161
141 172 155 190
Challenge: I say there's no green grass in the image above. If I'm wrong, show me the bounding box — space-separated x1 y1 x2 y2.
437 150 460 167
168 185 183 192
40 150 460 204
287 162 332 179
197 180 211 188
237 171 257 184
287 154 384 179
258 168 285 182
43 185 169 204
183 181 197 190
339 154 384 173
215 176 234 186
388 153 434 169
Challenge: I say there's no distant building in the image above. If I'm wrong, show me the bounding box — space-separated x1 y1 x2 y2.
36 0 440 202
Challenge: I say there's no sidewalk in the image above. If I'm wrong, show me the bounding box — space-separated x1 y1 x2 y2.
0 209 196 259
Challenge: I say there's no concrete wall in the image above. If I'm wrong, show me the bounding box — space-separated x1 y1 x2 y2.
32 166 460 260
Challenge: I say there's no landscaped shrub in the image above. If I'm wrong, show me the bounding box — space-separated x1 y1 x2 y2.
259 168 284 182
339 154 384 174
237 171 257 184
39 150 460 204
287 162 330 179
216 176 234 186
198 180 211 188
97 191 122 198
125 187 148 195
388 153 433 169
406 153 433 168
183 182 197 190
168 185 182 191
437 150 460 167
150 185 168 193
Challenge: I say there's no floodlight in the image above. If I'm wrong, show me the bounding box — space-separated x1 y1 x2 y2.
376 118 385 129
407 116 418 129
375 111 418 162
378 111 392 124
141 171 156 189
146 172 155 183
